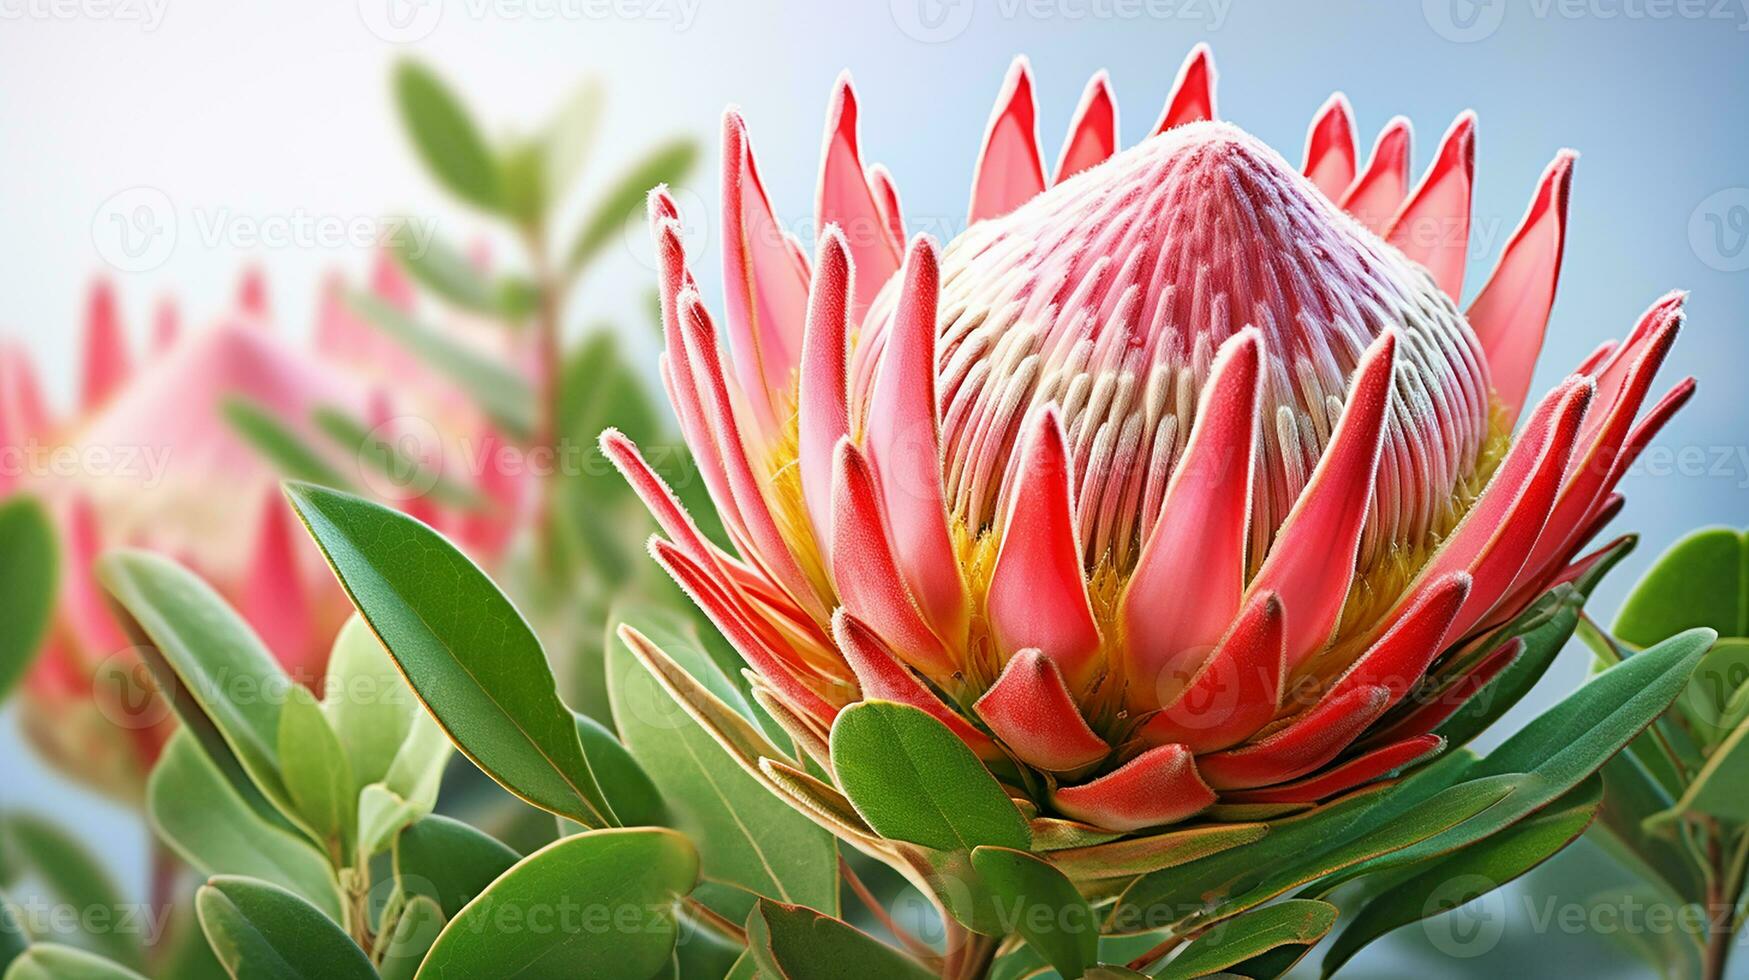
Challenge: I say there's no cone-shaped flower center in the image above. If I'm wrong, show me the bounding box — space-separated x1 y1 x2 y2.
858 122 1498 578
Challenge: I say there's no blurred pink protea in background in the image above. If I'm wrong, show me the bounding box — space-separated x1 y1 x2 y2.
0 258 524 795
607 43 1695 835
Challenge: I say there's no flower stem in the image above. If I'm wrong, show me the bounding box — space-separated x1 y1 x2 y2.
941 929 998 980
840 856 938 963
522 226 565 573
1701 817 1746 980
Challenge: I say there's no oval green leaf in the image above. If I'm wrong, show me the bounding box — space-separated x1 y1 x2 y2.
376 896 444 980
607 608 838 912
2 944 147 980
1156 900 1337 980
1615 527 1746 648
147 733 343 922
195 876 373 980
277 686 354 850
98 550 303 829
0 496 56 704
971 846 1097 978
393 815 520 920
565 138 698 278
744 899 934 980
394 60 502 213
829 700 1029 854
415 828 698 980
284 482 613 829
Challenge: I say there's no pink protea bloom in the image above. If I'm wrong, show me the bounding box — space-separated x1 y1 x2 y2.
2 262 525 791
607 46 1692 833
1 272 365 785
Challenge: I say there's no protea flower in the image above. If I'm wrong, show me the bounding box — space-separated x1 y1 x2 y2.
606 45 1691 837
2 261 523 795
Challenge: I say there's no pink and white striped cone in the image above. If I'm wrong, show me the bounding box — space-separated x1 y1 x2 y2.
606 46 1693 835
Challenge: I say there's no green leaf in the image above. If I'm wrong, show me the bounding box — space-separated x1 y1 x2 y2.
574 712 667 828
1320 775 1603 976
1043 824 1269 882
1 892 25 971
1432 584 1581 749
393 815 519 920
376 895 444 980
1614 527 1746 647
1155 900 1337 980
560 333 662 491
2 944 147 980
353 703 452 860
1109 761 1515 936
565 137 699 278
1399 627 1715 864
497 138 547 229
1648 708 1749 825
394 60 501 213
320 616 419 790
147 733 343 922
607 608 838 912
1674 637 1749 745
285 482 615 828
221 396 352 490
277 686 354 851
0 814 138 970
196 876 374 980
1592 749 1704 902
744 900 934 980
415 828 698 980
541 79 604 201
342 290 535 439
1432 535 1632 750
0 496 55 704
387 232 511 320
830 701 1030 854
971 847 1097 978
98 550 305 833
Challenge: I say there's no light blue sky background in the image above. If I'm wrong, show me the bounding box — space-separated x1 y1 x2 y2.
2 1 1746 975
